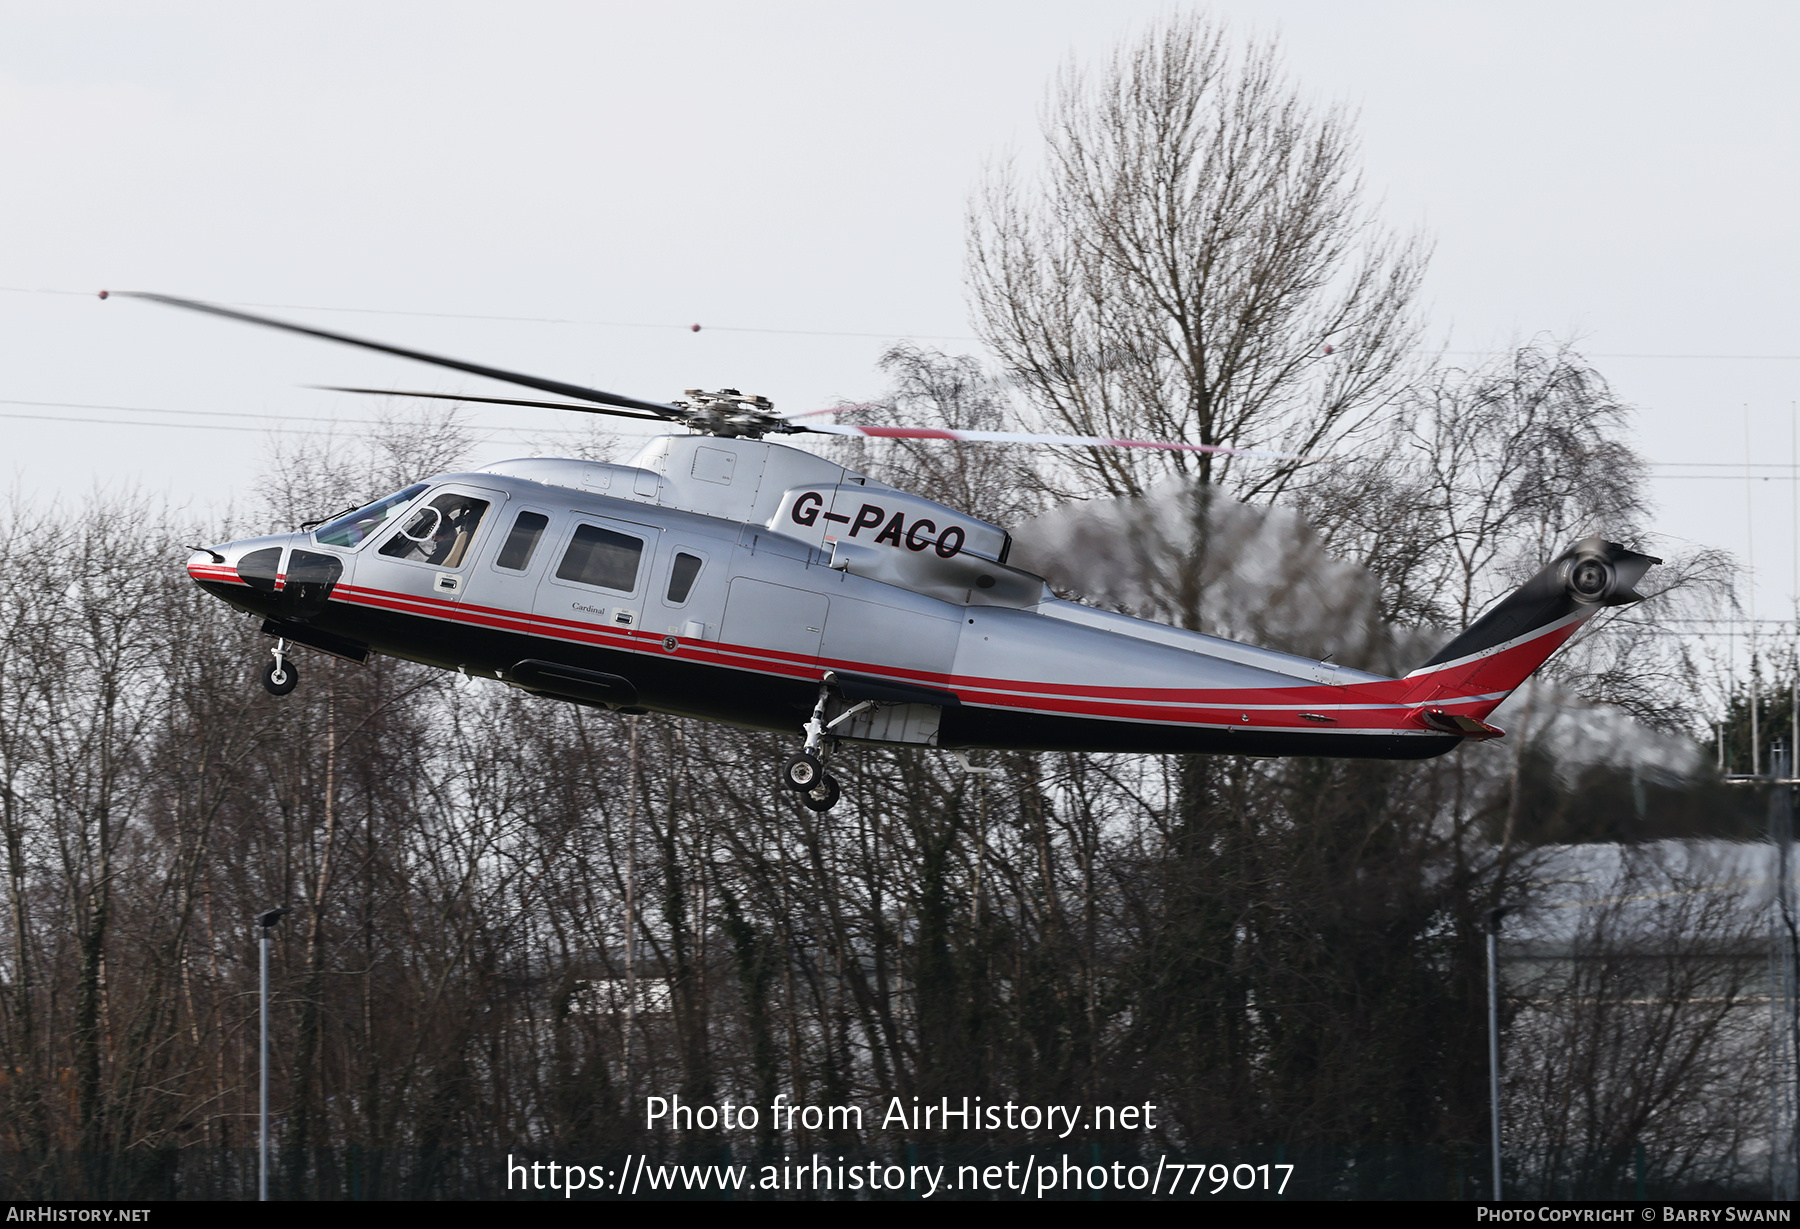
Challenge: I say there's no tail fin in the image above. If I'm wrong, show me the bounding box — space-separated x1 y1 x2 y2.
1400 537 1660 719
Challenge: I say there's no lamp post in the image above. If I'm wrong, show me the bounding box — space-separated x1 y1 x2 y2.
259 907 289 1201
1486 904 1516 1200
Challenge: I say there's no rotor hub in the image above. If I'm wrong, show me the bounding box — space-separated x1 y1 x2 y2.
674 388 787 438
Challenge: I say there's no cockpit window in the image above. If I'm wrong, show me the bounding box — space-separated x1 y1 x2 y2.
378 493 491 568
314 484 428 548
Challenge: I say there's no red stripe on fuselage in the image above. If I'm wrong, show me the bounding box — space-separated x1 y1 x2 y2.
315 581 1521 736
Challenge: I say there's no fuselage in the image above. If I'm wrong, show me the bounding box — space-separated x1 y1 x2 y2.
188 435 1479 759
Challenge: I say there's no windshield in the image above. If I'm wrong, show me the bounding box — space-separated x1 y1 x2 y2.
313 484 429 548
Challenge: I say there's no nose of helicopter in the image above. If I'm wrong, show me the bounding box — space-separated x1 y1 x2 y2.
185 533 308 606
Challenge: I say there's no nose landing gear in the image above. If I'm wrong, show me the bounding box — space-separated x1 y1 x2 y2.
261 639 299 696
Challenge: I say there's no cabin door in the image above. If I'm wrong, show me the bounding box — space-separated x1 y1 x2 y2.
533 512 664 650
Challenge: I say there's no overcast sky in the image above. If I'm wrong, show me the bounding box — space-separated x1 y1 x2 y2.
4 2 1797 631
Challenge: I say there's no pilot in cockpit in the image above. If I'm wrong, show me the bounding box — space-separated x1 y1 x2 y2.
427 500 483 567
379 492 490 567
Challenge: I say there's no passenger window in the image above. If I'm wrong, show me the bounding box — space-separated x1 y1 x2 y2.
378 493 490 567
495 511 550 571
666 552 703 604
556 524 643 592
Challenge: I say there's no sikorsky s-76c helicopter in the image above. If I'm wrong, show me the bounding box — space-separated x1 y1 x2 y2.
118 293 1658 812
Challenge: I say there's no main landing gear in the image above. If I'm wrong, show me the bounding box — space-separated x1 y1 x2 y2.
778 682 870 813
261 639 299 696
783 753 840 813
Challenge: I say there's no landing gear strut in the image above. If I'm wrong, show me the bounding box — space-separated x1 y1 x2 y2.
780 682 854 812
261 639 299 696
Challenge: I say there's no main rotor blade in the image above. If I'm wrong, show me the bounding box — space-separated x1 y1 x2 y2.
798 422 1317 461
777 400 883 421
108 291 690 421
316 386 669 422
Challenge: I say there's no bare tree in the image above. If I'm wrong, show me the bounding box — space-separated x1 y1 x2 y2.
1297 340 1731 732
1404 342 1650 623
1502 844 1769 1197
263 401 474 532
967 13 1427 502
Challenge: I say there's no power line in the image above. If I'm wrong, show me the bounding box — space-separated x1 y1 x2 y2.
2 396 413 428
3 396 1795 471
1446 350 1800 361
0 410 285 435
0 411 603 448
0 285 980 343
0 397 615 440
1648 633 1800 644
12 286 1800 356
1643 618 1800 624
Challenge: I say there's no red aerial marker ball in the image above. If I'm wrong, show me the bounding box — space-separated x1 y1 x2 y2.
691 323 701 333
98 289 109 300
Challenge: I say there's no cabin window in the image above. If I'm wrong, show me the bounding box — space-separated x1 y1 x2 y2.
313 483 428 548
378 493 491 568
495 511 550 572
556 524 643 593
666 552 703 604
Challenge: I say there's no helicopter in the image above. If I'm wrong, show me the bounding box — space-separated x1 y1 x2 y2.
116 292 1659 812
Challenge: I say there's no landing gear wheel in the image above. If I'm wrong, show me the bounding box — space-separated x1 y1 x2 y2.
800 773 840 813
781 752 825 792
261 656 299 696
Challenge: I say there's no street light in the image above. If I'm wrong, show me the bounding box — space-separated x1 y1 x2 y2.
259 907 289 1202
1485 904 1516 1200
